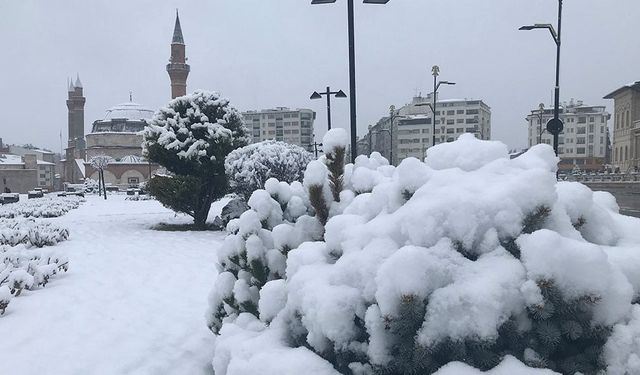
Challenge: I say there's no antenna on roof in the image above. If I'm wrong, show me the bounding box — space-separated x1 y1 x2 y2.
129 91 133 102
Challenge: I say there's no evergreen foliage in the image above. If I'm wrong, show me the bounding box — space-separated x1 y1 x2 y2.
142 90 248 229
225 140 314 200
208 135 639 375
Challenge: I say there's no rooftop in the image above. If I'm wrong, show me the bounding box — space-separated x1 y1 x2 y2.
102 102 154 122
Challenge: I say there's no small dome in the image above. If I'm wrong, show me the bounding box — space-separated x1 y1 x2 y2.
103 102 154 121
119 155 144 164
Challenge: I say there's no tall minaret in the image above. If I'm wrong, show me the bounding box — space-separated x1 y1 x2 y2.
66 74 86 149
166 10 190 99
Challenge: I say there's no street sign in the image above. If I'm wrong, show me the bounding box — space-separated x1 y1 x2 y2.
546 118 564 135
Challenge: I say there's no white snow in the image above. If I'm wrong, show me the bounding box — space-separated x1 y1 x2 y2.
0 195 225 375
322 128 349 157
208 135 640 374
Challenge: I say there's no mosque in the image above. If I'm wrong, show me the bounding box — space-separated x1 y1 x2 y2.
62 11 190 188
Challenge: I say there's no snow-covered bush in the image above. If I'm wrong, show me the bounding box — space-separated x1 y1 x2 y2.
226 140 314 200
0 218 70 247
1 240 70 315
207 132 640 374
0 195 82 219
143 90 249 228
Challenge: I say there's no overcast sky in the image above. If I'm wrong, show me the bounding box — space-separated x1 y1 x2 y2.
0 0 637 153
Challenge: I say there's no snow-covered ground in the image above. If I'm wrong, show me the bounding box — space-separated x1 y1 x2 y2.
0 195 225 375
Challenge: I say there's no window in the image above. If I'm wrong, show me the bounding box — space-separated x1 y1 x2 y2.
577 127 586 134
422 138 429 143
576 137 586 144
435 111 441 116
589 117 594 122
422 129 430 133
578 117 586 124
457 110 464 114
576 147 585 154
446 128 454 134
128 177 139 184
447 119 455 125
268 114 275 119
466 109 479 115
588 124 594 133
447 110 455 116
457 119 464 124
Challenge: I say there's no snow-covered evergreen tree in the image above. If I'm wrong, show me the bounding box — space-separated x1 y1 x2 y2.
142 90 249 229
207 131 640 375
225 140 314 200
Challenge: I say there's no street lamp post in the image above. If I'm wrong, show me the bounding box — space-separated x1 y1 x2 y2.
520 0 564 156
415 65 455 149
311 0 391 162
310 87 347 131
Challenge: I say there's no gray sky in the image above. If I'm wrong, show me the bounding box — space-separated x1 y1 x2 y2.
1 0 637 153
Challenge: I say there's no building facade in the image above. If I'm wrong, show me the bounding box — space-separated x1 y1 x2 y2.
364 95 491 165
604 81 640 172
0 154 55 193
167 10 189 99
242 108 316 148
526 100 610 172
85 102 161 189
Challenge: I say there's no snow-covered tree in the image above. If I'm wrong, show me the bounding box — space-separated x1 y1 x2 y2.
142 90 249 229
89 155 114 199
225 140 314 200
207 132 640 375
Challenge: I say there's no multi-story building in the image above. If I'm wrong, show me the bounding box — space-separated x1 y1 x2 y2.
526 100 610 172
242 108 316 148
364 95 491 165
604 81 640 172
0 153 55 193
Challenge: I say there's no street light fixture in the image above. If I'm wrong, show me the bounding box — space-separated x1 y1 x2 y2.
519 0 564 156
311 0 392 162
310 86 347 131
415 65 455 150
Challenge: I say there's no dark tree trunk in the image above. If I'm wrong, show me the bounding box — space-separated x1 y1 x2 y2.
100 169 107 200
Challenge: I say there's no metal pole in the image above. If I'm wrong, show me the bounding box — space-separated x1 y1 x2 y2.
347 0 357 162
552 0 562 156
432 74 437 147
389 117 393 165
325 86 332 131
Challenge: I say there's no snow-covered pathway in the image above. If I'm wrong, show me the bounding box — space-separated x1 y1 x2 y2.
0 196 224 375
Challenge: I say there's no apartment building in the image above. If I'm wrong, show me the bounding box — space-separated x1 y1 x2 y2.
242 108 316 148
526 100 610 172
365 95 491 165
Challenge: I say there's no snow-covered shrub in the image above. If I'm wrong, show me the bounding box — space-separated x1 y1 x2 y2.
0 218 70 247
226 140 314 200
0 195 82 219
143 90 249 228
207 132 640 375
0 240 70 315
0 285 11 315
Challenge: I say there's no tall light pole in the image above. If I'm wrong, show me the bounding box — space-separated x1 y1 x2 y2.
416 65 455 149
310 87 347 131
311 0 391 162
520 0 564 156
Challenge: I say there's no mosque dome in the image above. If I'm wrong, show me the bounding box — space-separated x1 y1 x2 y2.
103 102 154 121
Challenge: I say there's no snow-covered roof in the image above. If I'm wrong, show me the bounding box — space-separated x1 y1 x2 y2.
115 155 146 164
604 81 640 99
36 160 55 166
0 154 23 165
103 102 154 121
75 159 86 177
